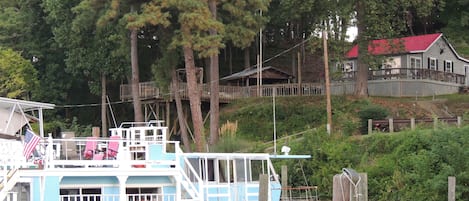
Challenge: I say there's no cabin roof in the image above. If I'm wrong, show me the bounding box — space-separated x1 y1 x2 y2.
346 33 442 58
221 66 293 81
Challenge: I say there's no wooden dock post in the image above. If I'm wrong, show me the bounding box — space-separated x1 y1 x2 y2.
368 119 372 134
389 119 394 133
259 174 269 201
448 176 455 201
410 118 415 130
333 173 368 201
457 116 462 128
281 165 288 200
333 174 350 201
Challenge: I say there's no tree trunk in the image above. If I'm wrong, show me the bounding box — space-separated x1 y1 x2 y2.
130 27 144 122
354 0 369 97
130 5 143 122
101 73 107 137
209 0 220 146
244 47 250 68
172 70 192 152
183 45 205 152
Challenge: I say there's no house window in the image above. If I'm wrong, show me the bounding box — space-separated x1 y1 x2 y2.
410 57 422 68
444 60 454 72
428 57 437 70
343 62 354 72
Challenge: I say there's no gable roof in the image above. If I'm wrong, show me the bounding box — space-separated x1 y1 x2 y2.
346 33 442 59
221 66 293 81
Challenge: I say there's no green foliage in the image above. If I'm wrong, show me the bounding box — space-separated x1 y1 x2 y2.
221 97 327 141
357 104 389 133
0 48 39 99
283 126 469 200
221 0 270 49
43 117 93 137
210 135 253 153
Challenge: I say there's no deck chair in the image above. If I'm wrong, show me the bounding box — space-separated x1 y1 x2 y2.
83 137 98 159
106 135 120 159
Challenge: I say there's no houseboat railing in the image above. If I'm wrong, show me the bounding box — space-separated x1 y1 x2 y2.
41 138 180 169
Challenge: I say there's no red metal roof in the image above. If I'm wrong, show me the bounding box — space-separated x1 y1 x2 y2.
346 33 442 58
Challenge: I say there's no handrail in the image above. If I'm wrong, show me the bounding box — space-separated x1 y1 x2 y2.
177 146 204 201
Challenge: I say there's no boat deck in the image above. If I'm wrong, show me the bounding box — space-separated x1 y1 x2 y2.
1 121 282 201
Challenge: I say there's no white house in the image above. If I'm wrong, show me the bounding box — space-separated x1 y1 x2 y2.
340 33 469 85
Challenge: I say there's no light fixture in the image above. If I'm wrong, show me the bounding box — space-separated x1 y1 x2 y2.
281 146 291 155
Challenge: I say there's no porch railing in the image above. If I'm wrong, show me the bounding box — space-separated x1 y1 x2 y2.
340 68 465 84
120 68 466 101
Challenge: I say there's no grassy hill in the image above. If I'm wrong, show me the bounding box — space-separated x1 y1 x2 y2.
217 94 469 200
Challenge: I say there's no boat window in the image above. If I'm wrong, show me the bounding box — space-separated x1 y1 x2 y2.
187 158 216 182
218 159 234 183
60 188 102 201
235 159 249 182
200 159 215 182
250 160 267 181
126 187 160 201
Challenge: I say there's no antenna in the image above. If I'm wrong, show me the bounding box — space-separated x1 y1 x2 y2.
106 95 118 128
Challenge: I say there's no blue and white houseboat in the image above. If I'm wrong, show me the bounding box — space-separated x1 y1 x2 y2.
0 98 283 201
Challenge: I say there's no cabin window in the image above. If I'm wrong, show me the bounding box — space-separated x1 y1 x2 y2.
428 57 437 70
410 57 422 68
235 159 251 182
444 60 454 72
127 187 161 201
60 188 102 201
188 158 216 182
218 159 234 183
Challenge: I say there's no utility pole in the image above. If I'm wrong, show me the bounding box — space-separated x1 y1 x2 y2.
323 30 332 135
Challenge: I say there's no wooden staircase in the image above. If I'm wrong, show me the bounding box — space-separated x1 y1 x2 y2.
0 168 20 201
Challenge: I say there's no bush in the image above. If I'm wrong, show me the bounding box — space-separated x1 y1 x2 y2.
358 105 389 134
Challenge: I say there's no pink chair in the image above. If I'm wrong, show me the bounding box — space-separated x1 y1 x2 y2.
106 135 120 159
93 152 104 160
83 137 98 159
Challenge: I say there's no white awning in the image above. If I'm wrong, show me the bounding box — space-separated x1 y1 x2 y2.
0 97 55 137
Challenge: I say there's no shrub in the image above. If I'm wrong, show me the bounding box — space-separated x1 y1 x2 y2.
358 105 389 134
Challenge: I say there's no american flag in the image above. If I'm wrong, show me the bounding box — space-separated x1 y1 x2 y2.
23 129 41 158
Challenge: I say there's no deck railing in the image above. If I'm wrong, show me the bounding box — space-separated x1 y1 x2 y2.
120 68 466 101
42 138 180 169
339 68 466 84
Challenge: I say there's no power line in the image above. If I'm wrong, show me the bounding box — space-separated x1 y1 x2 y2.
55 100 131 108
54 38 313 109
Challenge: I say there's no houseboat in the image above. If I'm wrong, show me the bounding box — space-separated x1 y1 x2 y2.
0 98 283 201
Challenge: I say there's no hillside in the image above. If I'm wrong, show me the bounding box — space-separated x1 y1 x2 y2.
219 95 469 142
218 95 469 200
